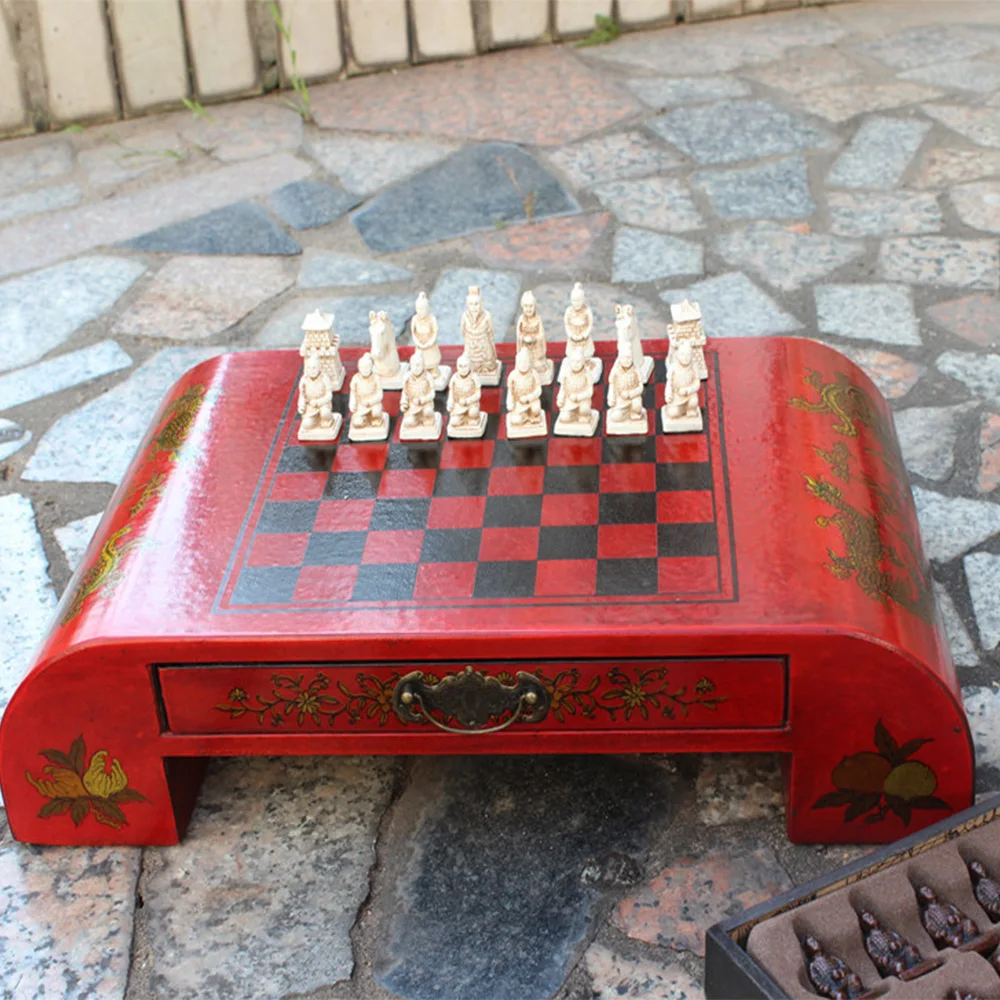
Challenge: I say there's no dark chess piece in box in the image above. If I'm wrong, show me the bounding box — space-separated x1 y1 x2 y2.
801 934 866 1000
967 859 1000 921
857 909 941 980
917 885 982 949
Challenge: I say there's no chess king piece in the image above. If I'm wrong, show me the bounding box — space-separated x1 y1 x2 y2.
516 290 554 386
411 291 450 391
858 909 935 980
446 354 488 439
661 340 703 434
297 355 342 442
555 351 598 437
916 885 980 949
561 281 602 383
348 352 389 442
615 303 653 384
506 347 547 439
968 860 1000 921
667 298 708 381
369 309 407 390
801 935 866 1000
399 353 442 442
299 309 344 391
606 344 648 436
461 285 502 387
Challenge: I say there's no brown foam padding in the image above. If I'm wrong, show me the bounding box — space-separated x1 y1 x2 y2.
888 949 1000 999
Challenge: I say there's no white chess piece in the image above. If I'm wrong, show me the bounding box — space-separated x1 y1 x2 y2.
446 354 488 439
661 340 703 434
517 290 554 387
506 347 547 440
605 343 648 436
348 352 390 442
461 286 502 387
615 303 653 385
299 309 345 391
399 353 443 442
369 310 407 390
667 298 708 381
411 292 450 391
559 282 602 384
297 355 342 442
554 350 598 437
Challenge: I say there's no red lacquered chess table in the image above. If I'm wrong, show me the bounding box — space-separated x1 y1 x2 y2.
0 338 973 845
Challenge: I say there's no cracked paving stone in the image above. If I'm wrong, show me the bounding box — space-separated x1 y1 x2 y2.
936 581 978 667
901 59 1000 94
266 179 361 230
964 688 1000 781
746 47 863 94
858 25 994 71
938 350 1000 406
613 227 703 284
625 75 750 108
910 148 1000 190
912 485 1000 563
951 182 1000 234
815 284 920 346
54 512 104 572
255 293 414 348
0 139 74 196
838 346 925 399
692 156 814 220
828 191 941 238
546 131 685 188
827 116 932 190
796 83 941 124
0 182 81 225
894 403 976 481
584 943 701 1000
592 175 703 232
661 272 800 338
922 105 1000 149
0 256 146 372
429 268 522 344
145 757 397 1000
373 756 673 1000
298 250 413 289
178 102 303 162
695 755 783 825
78 128 185 187
531 282 665 342
979 413 1000 492
879 237 1000 290
927 293 1000 348
965 552 1000 650
472 213 612 273
0 418 31 462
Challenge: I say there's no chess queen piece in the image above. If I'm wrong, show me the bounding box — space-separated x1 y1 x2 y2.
615 303 653 385
410 291 450 391
297 356 342 442
667 298 708 381
299 309 344 391
661 340 703 434
446 354 488 439
461 285 502 387
555 351 598 437
801 935 866 1000
916 885 981 950
399 353 442 442
369 309 407 390
516 290 553 386
561 281 601 383
606 344 648 436
506 347 547 440
968 859 1000 921
858 909 938 980
348 352 389 442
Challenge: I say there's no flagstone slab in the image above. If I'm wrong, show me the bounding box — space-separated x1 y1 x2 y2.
0 139 74 197
695 755 783 825
894 403 976 481
828 191 941 238
78 129 185 188
796 84 941 124
429 268 522 344
938 350 1000 406
583 944 701 1000
965 552 1000 650
912 486 1000 563
54 512 104 571
910 148 1000 190
964 687 1000 779
546 132 685 188
922 105 1000 149
692 157 814 220
0 418 31 462
951 182 1000 234
979 413 1000 493
901 60 1000 94
661 273 801 338
827 116 932 190
266 180 361 230
592 175 703 232
746 47 863 94
297 250 413 289
927 293 1000 348
613 227 703 283
815 284 920 346
879 237 1000 290
625 75 750 108
935 581 977 667
472 213 612 273
178 103 303 163
255 294 414 348
0 182 81 225
837 346 924 400
858 25 993 71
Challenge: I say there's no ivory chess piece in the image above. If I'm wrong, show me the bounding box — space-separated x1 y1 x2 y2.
506 347 547 440
348 352 389 442
461 285 502 387
560 282 601 383
661 340 703 434
555 351 598 437
606 344 648 436
410 291 450 391
615 303 653 385
399 353 442 442
447 354 488 439
516 290 553 386
801 935 866 1000
297 356 342 442
299 309 344 391
369 309 407 390
667 298 708 381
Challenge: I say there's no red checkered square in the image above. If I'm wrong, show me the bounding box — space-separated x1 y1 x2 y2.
333 444 388 472
414 562 477 599
546 438 602 467
535 559 597 596
294 564 359 601
657 435 709 464
362 529 424 564
270 472 327 502
378 468 437 499
479 526 539 561
248 533 309 567
480 387 502 412
600 463 656 494
428 496 487 529
598 523 657 559
657 556 719 594
440 439 495 469
314 499 375 532
488 466 545 496
541 494 600 526
657 490 715 524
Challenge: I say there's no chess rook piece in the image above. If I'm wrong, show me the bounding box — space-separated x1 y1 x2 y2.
801 935 866 1000
446 354 488 439
606 344 648 436
916 885 981 950
668 298 708 381
555 350 598 437
858 909 938 981
615 303 653 384
348 352 390 442
297 355 342 442
461 285 502 387
299 309 345 391
506 347 547 440
661 340 703 434
516 290 554 387
369 309 407 390
968 860 1000 921
399 353 442 442
560 281 602 383
411 291 450 391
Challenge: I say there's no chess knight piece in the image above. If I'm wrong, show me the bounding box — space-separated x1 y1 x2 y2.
299 309 344 391
968 859 1000 921
369 309 407 390
667 298 708 381
506 347 547 439
348 352 389 442
447 354 488 439
615 303 653 384
410 291 450 391
461 285 502 387
297 356 342 442
916 885 981 950
516 290 553 386
606 344 648 436
399 353 442 442
858 909 938 980
555 350 598 437
661 340 703 434
801 935 866 1000
561 281 601 383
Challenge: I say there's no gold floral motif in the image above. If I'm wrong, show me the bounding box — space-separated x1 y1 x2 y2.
60 526 140 624
598 667 725 721
128 472 167 515
148 384 207 462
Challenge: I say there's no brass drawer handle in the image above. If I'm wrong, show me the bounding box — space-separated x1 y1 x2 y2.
392 666 550 734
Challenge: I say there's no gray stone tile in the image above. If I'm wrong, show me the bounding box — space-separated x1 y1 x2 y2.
692 156 814 220
815 283 920 346
546 132 685 188
298 250 413 289
179 103 303 163
951 182 1000 235
145 757 397 999
266 180 361 230
429 267 522 344
922 105 1000 149
713 222 863 292
0 339 132 411
54 512 104 571
661 272 801 337
591 176 703 232
828 191 941 237
612 227 703 283
625 75 751 109
796 84 941 124
938 350 1000 406
532 282 665 342
0 256 147 372
965 552 1000 649
0 182 81 225
78 129 185 188
583 944 700 1000
695 755 782 825
936 581 978 667
827 116 932 190
255 294 415 348
912 486 1000 562
894 403 976 480
858 25 993 71
745 47 863 94
0 139 74 197
879 237 1000 290
22 348 221 484
647 99 835 165
964 687 1000 776
910 148 1000 190
0 418 30 461
901 59 1000 94
112 256 295 340
353 143 579 254
838 346 925 400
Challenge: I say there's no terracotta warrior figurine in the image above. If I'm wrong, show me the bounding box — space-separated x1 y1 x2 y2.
348 352 389 442
801 935 866 1000
615 303 652 384
661 340 703 434
410 291 449 391
299 309 344 391
606 344 647 436
461 285 502 387
555 351 598 437
297 355 342 442
446 354 487 439
399 353 442 442
368 309 406 390
506 347 547 439
516 290 553 386
561 281 601 382
916 885 980 950
668 298 708 381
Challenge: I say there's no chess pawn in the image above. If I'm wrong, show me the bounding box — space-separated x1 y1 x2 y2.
561 281 602 383
916 885 980 949
461 285 502 387
299 309 345 391
605 344 648 436
661 340 703 434
399 353 443 442
297 356 342 442
615 303 653 385
446 354 488 439
801 935 866 1000
411 291 450 391
857 910 931 979
667 298 708 381
506 347 547 440
369 309 407 390
554 351 598 437
968 860 1000 921
348 352 390 442
517 290 554 386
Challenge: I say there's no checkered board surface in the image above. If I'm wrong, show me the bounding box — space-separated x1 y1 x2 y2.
218 355 736 612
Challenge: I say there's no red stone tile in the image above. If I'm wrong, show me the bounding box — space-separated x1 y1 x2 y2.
378 468 437 498
270 472 327 501
541 493 600 526
600 463 656 493
314 499 375 532
535 559 597 596
657 435 709 464
480 526 539 561
657 556 718 593
428 496 488 529
333 444 388 472
440 439 495 469
599 523 657 559
363 529 424 564
927 293 1000 348
547 436 603 467
657 491 715 523
473 213 612 270
248 533 309 567
489 466 546 496
414 562 478 599
294 564 358 601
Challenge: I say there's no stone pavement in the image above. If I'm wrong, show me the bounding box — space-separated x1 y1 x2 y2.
3 2 1000 996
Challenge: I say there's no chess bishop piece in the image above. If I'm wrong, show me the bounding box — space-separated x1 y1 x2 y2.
516 290 553 386
399 353 442 442
554 351 598 437
369 309 407 390
461 285 502 387
446 354 488 439
667 298 708 381
297 355 342 442
615 303 653 385
606 344 648 436
299 309 344 391
506 347 547 440
801 935 866 1000
411 291 450 391
348 352 390 442
560 281 601 383
661 340 703 434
